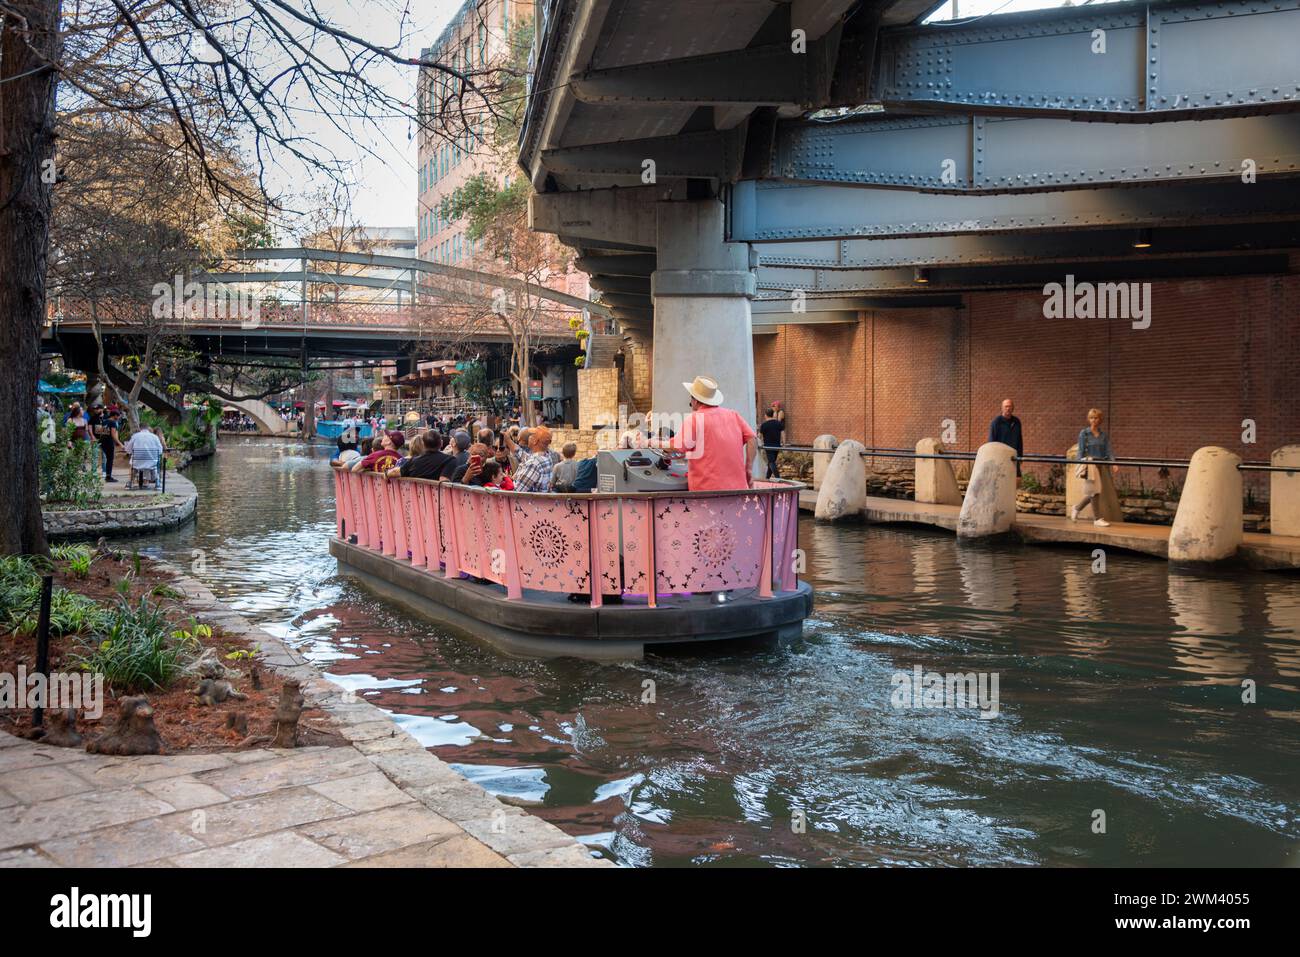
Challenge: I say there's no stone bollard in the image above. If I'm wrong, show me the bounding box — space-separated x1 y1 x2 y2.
815 440 866 522
1270 445 1300 537
812 434 838 491
1169 446 1243 562
957 442 1018 538
1064 443 1123 523
914 437 962 506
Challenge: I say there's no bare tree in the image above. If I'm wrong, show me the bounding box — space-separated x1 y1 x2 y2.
1 0 510 554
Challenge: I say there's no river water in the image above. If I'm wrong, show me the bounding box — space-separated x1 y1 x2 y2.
139 437 1300 867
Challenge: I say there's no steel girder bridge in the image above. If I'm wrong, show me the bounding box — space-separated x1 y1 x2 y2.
48 246 613 364
519 0 1300 331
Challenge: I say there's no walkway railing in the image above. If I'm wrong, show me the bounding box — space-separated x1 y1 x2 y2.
764 444 1294 473
331 467 803 607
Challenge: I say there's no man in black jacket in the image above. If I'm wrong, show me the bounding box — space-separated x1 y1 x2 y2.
988 398 1023 478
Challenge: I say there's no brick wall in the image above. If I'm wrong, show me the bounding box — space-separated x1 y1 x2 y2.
577 367 619 430
550 427 603 459
754 272 1300 498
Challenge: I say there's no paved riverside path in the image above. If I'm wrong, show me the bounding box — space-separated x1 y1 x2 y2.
0 568 610 869
797 490 1300 569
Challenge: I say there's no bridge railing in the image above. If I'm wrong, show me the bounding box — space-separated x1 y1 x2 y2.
332 466 803 606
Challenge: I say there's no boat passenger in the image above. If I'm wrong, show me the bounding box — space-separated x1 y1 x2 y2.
552 442 580 492
505 426 557 492
480 460 513 490
660 376 757 492
351 430 403 473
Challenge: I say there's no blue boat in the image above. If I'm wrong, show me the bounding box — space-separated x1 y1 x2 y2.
316 421 373 441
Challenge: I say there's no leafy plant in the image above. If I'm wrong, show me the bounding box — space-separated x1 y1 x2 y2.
50 543 92 562
38 423 102 507
75 595 195 692
1020 473 1041 492
0 556 106 637
67 552 93 580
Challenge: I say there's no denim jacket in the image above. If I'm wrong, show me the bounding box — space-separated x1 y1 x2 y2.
1077 428 1113 462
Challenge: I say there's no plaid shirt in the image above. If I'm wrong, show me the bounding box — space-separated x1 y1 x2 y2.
512 449 556 492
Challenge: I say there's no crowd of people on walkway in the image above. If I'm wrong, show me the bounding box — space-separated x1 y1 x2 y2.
36 397 169 489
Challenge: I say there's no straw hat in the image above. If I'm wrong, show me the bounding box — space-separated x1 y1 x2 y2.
682 375 723 406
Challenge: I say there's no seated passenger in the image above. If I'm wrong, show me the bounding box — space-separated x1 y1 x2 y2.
504 426 556 492
552 442 579 492
334 438 361 466
480 460 513 490
391 431 457 481
456 443 493 485
351 430 403 473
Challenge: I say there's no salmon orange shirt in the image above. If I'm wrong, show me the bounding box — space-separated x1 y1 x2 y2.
670 406 756 491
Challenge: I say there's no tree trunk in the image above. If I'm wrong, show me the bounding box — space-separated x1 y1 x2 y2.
0 2 63 556
125 335 155 434
89 298 121 408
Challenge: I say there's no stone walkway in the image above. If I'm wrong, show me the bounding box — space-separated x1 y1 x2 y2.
0 565 610 869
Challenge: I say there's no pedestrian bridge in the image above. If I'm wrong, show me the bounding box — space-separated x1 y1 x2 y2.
48 246 612 360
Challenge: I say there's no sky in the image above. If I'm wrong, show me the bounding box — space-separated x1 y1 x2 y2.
260 0 1113 233
258 0 468 233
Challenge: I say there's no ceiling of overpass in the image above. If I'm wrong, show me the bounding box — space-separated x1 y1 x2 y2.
521 0 1300 325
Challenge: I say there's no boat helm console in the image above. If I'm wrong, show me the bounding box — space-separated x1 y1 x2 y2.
596 448 688 493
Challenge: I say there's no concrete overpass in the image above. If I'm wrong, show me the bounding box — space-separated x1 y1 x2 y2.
519 0 1300 424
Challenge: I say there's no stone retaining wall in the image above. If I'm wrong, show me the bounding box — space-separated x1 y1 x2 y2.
44 474 199 540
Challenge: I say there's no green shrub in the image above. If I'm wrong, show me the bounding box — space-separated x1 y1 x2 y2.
0 556 42 630
39 423 102 507
0 555 105 637
75 595 195 692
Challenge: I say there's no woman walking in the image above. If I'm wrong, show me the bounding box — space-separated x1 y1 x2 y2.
1070 408 1119 527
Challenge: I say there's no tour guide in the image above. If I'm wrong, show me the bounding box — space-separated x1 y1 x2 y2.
660 376 758 491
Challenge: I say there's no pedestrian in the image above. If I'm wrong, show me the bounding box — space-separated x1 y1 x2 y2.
90 404 125 482
758 407 784 479
661 376 757 491
1069 408 1119 528
66 402 90 442
988 398 1024 478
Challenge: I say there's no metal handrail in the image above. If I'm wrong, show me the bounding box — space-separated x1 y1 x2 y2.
760 444 1296 472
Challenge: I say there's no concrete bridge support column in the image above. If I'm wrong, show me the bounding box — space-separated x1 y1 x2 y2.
957 442 1018 539
1270 445 1300 538
915 438 962 506
1170 447 1243 562
650 200 757 430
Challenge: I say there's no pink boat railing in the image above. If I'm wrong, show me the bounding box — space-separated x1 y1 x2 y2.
331 466 803 608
